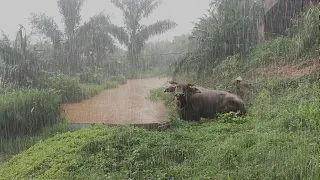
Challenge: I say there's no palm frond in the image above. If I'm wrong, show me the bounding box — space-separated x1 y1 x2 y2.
140 0 163 19
139 20 177 41
110 0 126 13
30 13 63 49
57 0 84 36
110 25 129 46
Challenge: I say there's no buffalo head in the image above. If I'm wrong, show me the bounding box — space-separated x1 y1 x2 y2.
164 81 201 99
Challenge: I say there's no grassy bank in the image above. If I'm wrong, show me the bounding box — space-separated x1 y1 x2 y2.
1 77 319 179
0 74 127 165
0 122 70 164
0 89 62 138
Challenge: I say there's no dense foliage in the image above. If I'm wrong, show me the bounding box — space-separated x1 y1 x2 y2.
172 0 263 80
172 2 320 82
0 26 44 88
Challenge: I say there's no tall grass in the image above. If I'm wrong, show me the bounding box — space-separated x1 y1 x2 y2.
0 89 62 138
0 122 69 163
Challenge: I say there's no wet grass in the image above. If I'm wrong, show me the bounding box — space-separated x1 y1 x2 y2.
0 122 70 165
1 77 318 179
111 74 127 85
0 75 127 164
0 89 62 138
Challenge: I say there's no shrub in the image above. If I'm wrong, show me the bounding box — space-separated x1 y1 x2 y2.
49 74 83 103
78 66 104 84
111 74 127 85
0 89 61 138
217 112 248 124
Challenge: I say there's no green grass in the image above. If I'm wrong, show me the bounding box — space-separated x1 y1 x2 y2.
49 74 84 103
1 77 318 179
0 89 62 137
0 74 125 165
0 122 70 165
111 74 127 84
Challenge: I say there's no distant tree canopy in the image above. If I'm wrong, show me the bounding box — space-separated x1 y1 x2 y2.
140 34 196 73
29 0 126 74
110 0 177 77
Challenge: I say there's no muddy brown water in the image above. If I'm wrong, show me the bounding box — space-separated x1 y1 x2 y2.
63 78 169 124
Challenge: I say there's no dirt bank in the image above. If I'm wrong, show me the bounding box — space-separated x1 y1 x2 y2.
63 78 169 124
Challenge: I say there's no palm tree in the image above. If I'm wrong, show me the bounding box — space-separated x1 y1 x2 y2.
30 0 125 74
110 0 177 77
30 0 85 74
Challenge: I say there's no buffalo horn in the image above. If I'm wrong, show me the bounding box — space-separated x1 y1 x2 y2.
169 80 178 84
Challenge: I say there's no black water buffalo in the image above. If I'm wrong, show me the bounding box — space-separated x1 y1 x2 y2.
164 81 246 121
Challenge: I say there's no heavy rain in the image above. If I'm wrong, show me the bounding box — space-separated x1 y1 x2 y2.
0 0 319 179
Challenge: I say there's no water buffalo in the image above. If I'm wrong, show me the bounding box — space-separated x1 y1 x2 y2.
164 81 246 121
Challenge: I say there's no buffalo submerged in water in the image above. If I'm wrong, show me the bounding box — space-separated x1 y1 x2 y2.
164 81 246 121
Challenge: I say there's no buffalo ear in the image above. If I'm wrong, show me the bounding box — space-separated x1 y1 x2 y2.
164 86 175 92
191 87 201 93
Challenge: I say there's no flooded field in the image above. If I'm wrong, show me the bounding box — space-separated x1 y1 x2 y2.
63 78 169 124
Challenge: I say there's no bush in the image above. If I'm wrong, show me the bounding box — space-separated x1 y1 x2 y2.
111 74 127 85
0 89 62 138
78 66 104 84
49 74 83 103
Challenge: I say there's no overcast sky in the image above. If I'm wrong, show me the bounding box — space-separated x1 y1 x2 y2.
0 0 210 44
